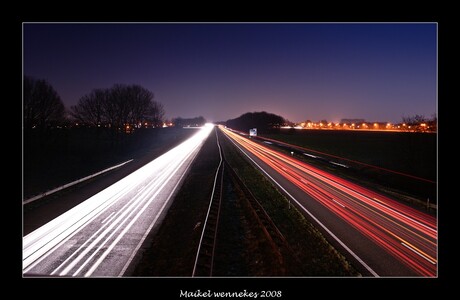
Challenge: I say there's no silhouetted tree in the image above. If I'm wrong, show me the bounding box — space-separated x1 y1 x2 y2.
23 76 66 129
70 88 109 127
427 114 437 132
117 84 149 127
402 114 435 132
282 118 294 127
71 84 164 131
146 101 165 127
226 111 285 133
173 116 206 127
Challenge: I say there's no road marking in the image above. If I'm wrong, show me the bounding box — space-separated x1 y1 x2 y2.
369 198 436 233
303 153 318 159
84 143 202 277
329 161 349 168
332 199 346 208
223 130 379 277
118 135 204 277
401 242 437 265
101 211 116 224
288 160 436 234
25 126 213 276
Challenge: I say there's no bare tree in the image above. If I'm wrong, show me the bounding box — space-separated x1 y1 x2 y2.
71 84 164 132
427 113 437 132
110 84 129 131
70 88 109 126
124 84 155 126
402 114 429 132
23 76 66 129
146 101 165 127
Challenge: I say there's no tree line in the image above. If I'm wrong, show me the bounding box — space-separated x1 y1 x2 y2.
172 116 206 127
70 84 164 130
226 111 285 133
23 76 165 132
401 114 437 132
24 76 66 130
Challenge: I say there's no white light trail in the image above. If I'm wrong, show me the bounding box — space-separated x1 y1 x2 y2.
329 161 349 168
303 153 318 159
23 125 214 276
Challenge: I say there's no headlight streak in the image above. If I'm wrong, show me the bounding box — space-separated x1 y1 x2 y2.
59 156 185 277
23 125 214 277
243 131 436 184
222 127 437 277
222 128 379 277
82 145 202 278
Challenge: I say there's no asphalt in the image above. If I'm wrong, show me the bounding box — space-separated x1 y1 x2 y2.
221 130 420 277
23 129 197 236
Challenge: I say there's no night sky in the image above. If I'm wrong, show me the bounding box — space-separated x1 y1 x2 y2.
23 23 436 123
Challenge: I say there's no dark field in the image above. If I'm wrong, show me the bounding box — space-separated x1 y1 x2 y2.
23 127 196 199
261 129 437 205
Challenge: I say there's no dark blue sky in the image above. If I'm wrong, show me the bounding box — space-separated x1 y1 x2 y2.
23 23 436 123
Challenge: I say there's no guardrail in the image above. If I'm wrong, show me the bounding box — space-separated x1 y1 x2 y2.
23 159 133 205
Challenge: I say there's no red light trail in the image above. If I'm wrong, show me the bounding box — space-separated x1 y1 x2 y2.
221 127 437 277
231 128 435 184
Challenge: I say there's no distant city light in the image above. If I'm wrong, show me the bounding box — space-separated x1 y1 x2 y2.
280 120 434 132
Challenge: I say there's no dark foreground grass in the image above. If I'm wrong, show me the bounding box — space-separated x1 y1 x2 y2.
220 132 360 276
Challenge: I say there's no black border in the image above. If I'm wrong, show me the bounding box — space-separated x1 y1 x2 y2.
13 9 452 297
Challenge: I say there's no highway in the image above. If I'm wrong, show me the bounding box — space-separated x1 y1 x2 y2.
220 126 437 277
23 125 214 277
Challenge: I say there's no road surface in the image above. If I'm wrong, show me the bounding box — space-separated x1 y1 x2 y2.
23 125 214 277
220 126 437 277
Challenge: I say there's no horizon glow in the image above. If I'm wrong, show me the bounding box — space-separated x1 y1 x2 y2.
23 23 437 123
